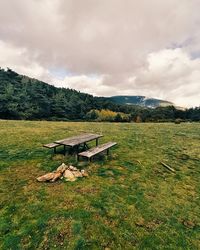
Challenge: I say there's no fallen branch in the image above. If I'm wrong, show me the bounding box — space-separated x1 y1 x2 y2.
160 162 175 173
131 159 144 167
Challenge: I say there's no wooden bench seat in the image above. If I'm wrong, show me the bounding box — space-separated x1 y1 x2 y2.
43 143 61 153
78 142 117 161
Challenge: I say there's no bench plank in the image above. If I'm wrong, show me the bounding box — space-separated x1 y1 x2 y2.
78 142 117 159
55 133 103 147
43 143 60 149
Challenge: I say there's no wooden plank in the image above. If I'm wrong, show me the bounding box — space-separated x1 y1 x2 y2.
58 134 103 146
43 143 60 149
55 133 91 144
78 142 117 158
68 134 103 147
55 133 103 147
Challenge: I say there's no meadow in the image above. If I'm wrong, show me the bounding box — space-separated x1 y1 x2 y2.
0 120 199 250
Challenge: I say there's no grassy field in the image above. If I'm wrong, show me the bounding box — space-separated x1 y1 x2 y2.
0 120 199 250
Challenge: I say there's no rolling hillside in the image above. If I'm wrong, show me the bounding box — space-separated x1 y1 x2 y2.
0 67 199 121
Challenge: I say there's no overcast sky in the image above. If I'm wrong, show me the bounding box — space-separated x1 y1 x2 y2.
0 0 200 107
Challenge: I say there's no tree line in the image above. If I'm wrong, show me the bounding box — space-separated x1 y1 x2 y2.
0 68 199 122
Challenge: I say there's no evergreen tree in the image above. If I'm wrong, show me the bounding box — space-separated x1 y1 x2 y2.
0 68 199 122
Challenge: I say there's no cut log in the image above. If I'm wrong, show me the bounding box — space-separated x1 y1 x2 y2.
56 163 68 173
63 169 77 182
37 173 56 182
37 164 88 183
81 169 89 177
51 172 63 182
72 171 83 178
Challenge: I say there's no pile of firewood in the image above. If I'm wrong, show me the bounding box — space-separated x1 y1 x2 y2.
36 163 88 182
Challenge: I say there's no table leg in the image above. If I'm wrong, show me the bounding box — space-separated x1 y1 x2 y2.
96 138 99 146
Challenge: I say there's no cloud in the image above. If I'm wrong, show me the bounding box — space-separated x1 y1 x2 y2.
133 48 200 107
0 0 200 107
0 40 49 80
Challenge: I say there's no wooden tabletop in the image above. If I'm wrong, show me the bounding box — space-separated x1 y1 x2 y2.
54 133 103 147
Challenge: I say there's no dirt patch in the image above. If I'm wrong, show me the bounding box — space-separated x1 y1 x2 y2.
135 218 163 231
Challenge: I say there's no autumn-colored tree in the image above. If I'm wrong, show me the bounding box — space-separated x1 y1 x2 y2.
135 115 142 123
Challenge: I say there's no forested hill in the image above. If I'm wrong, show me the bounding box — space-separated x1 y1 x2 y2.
0 68 116 120
108 95 173 108
0 68 200 121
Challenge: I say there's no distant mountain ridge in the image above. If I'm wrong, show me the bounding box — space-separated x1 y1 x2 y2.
1 67 199 121
108 95 174 108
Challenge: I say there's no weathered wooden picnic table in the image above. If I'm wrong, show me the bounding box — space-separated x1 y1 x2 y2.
54 133 103 155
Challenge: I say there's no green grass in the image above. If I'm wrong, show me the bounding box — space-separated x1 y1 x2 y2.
0 120 200 249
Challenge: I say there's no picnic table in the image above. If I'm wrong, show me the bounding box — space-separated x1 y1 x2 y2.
54 133 103 154
44 133 117 161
